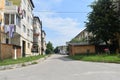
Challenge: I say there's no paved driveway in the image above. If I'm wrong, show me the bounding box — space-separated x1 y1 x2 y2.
0 54 120 80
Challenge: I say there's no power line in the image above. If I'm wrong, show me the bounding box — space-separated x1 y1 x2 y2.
34 11 90 14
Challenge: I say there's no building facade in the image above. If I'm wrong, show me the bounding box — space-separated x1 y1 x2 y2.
0 0 34 57
42 30 46 55
32 16 42 55
58 46 67 55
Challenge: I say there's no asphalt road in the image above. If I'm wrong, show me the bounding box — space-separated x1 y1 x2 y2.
0 54 120 80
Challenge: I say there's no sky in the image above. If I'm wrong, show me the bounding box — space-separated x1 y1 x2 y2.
33 0 94 47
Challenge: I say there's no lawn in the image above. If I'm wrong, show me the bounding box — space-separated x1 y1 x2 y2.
68 54 120 63
0 55 46 66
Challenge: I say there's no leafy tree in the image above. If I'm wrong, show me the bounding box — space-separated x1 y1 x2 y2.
86 0 120 47
46 41 54 54
54 47 59 53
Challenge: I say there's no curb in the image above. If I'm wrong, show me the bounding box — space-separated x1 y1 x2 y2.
0 55 50 71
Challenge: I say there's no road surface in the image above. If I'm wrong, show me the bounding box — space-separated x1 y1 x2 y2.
0 54 120 80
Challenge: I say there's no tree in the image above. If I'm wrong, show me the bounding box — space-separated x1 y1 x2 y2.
46 41 54 54
54 47 59 53
86 0 120 49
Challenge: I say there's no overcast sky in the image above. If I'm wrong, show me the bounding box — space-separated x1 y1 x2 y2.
33 0 94 47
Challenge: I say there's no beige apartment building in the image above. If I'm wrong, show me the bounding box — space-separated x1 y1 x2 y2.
0 0 34 58
32 16 42 55
42 30 46 55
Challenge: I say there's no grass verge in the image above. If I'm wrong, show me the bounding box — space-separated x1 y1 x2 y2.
68 54 120 63
0 55 46 66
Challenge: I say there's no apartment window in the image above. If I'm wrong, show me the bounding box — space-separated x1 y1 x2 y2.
23 0 26 5
5 0 12 6
4 14 15 25
27 29 30 36
27 16 29 23
16 15 20 27
28 43 30 48
23 10 26 18
11 14 14 24
4 14 9 25
23 25 26 33
6 38 9 44
31 29 33 37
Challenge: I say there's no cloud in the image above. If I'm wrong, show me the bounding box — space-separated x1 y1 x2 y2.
33 0 83 47
34 12 83 47
33 0 62 11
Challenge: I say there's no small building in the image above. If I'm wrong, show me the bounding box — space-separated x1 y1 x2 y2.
68 29 95 55
68 43 95 56
58 46 67 55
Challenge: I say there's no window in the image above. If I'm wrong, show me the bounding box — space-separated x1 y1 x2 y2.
27 16 29 23
4 14 15 25
23 10 26 18
27 29 30 36
11 14 14 24
6 38 9 44
28 43 30 48
4 14 9 25
31 29 33 37
23 25 26 33
23 0 26 5
16 15 20 27
5 0 12 6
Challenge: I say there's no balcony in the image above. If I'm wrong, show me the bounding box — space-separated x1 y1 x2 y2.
4 6 18 13
34 33 40 36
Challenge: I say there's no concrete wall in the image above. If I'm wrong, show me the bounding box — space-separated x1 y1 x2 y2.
69 45 95 56
0 0 5 10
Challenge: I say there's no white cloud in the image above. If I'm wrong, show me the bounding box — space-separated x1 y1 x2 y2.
33 0 83 47
33 0 62 11
35 12 83 47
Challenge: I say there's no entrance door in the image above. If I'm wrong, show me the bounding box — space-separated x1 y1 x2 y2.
22 41 26 57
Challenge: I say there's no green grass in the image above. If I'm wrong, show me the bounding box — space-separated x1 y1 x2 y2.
68 54 120 63
0 55 46 66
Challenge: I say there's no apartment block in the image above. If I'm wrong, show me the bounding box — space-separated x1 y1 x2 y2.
0 0 35 58
42 30 46 55
32 16 42 55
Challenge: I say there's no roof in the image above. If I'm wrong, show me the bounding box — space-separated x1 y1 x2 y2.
34 16 42 25
42 30 46 35
74 28 87 39
30 0 35 8
68 42 90 46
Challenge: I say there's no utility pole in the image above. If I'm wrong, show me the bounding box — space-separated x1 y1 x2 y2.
0 16 1 60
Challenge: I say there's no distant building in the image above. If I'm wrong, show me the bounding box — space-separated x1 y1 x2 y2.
58 46 67 55
70 29 93 44
41 30 46 55
32 16 42 55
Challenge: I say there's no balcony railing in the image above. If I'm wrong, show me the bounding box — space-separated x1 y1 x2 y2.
34 33 40 36
4 6 18 13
